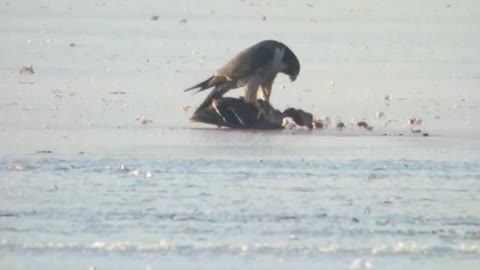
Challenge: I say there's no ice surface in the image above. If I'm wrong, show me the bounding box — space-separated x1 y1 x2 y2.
1 0 479 269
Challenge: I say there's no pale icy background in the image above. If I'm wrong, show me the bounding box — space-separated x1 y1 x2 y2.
1 0 479 269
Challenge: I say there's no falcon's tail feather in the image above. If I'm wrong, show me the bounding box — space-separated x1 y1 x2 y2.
184 76 214 92
195 87 225 111
194 83 234 112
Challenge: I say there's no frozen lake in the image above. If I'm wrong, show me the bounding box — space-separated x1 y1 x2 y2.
1 134 480 269
1 0 479 269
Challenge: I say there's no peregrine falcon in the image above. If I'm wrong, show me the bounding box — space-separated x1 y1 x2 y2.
184 40 300 118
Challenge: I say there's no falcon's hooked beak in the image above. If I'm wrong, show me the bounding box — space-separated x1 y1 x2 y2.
282 64 298 82
282 62 299 82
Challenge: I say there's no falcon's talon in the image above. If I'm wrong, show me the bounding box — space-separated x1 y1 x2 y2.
255 106 267 120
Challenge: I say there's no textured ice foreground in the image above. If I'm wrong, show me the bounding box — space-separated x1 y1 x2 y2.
1 0 480 269
1 144 480 270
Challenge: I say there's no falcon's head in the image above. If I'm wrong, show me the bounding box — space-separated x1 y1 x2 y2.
281 44 300 82
261 40 301 82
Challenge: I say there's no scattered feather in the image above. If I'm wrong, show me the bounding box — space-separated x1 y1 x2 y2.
408 117 423 126
375 112 385 119
19 65 35 74
357 121 373 130
109 91 126 95
136 116 153 125
181 105 192 112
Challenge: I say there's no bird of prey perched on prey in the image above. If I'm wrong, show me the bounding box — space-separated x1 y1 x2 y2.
184 40 300 118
